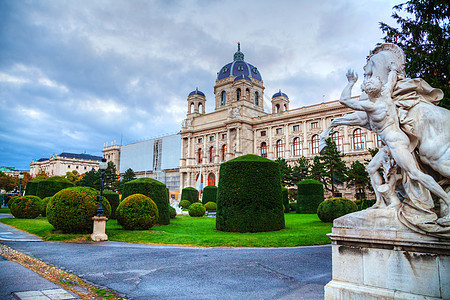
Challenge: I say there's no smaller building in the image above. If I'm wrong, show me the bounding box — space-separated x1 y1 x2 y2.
30 152 103 177
0 166 29 177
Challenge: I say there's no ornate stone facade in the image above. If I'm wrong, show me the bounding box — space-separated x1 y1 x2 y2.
29 152 102 177
180 45 377 199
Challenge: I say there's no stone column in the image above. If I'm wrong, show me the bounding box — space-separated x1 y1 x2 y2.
268 126 273 159
236 127 240 154
343 128 350 153
226 128 231 160
215 132 219 163
302 122 308 156
284 123 290 158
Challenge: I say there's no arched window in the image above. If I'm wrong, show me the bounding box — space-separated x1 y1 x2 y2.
190 102 194 113
221 91 226 105
293 137 301 156
284 104 287 111
198 148 202 164
254 92 259 106
209 146 215 163
311 135 319 154
208 173 215 186
276 140 284 158
275 104 280 113
236 88 241 101
198 103 203 114
221 144 227 161
260 142 268 158
353 129 364 150
331 132 343 152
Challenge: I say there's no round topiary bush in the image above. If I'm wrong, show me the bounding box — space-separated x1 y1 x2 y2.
189 202 206 217
296 179 324 214
281 186 289 213
179 200 191 209
181 187 199 203
36 177 74 199
116 194 159 230
169 206 177 219
7 196 20 209
289 202 296 212
103 190 120 219
216 154 285 233
41 196 52 217
204 201 217 211
47 187 111 233
122 178 170 225
317 197 358 223
202 185 218 204
10 196 42 219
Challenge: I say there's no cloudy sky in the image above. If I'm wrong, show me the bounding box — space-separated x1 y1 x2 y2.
1 0 403 170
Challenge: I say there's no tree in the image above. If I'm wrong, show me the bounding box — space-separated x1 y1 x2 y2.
310 156 326 183
347 160 371 199
104 162 118 190
35 169 49 179
65 170 81 184
316 138 348 197
275 158 293 187
76 169 100 190
116 168 136 193
0 171 16 192
292 157 310 184
379 0 449 109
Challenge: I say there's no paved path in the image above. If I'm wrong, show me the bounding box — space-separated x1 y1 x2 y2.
0 215 332 299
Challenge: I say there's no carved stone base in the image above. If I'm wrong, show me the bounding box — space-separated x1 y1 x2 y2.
324 208 449 299
91 216 108 242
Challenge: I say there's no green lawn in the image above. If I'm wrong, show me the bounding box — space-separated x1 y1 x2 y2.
0 207 11 214
0 214 332 247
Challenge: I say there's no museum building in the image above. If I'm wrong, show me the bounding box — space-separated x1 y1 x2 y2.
179 44 380 199
29 152 103 177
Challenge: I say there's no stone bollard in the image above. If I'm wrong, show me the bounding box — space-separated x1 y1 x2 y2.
91 216 108 242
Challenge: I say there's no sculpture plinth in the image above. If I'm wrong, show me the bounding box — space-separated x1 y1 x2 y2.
325 208 449 299
91 216 108 242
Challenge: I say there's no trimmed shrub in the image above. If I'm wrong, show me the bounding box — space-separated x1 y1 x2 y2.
7 196 20 209
204 201 217 211
47 187 111 233
169 206 177 219
103 190 120 219
216 154 285 233
289 202 296 212
296 179 324 214
41 197 52 217
181 187 199 203
10 196 42 219
317 197 358 223
36 177 74 199
189 202 206 217
202 185 218 204
179 200 191 209
24 180 41 196
360 199 376 210
281 187 289 213
116 194 159 230
122 178 170 225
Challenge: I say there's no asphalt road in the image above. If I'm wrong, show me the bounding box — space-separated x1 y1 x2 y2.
1 240 331 299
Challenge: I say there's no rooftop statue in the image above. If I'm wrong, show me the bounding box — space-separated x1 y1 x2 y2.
320 43 449 238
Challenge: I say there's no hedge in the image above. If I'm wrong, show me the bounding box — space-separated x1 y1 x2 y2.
41 197 52 217
10 196 42 219
103 190 120 219
281 187 289 213
25 180 41 196
36 177 74 199
181 187 199 203
47 187 111 233
122 178 170 225
116 194 159 230
202 185 218 204
317 197 358 223
296 179 324 214
216 154 285 233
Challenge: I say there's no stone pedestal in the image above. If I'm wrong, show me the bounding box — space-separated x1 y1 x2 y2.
91 216 108 242
324 208 449 300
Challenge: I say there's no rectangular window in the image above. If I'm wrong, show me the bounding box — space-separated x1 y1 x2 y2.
210 136 215 142
293 125 300 132
276 128 282 135
311 122 318 129
198 138 202 143
260 130 266 137
222 134 227 140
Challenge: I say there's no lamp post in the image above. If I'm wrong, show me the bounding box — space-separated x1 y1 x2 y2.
96 158 108 216
18 172 24 197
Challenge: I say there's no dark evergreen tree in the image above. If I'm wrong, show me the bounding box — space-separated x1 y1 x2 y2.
116 168 137 193
310 156 326 183
316 138 348 197
347 160 371 199
275 158 293 187
76 169 100 190
104 161 118 190
379 0 449 109
292 156 310 184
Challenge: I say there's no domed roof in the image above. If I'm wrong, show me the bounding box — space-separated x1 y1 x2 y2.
272 89 289 99
233 74 252 82
217 43 262 82
188 88 205 97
